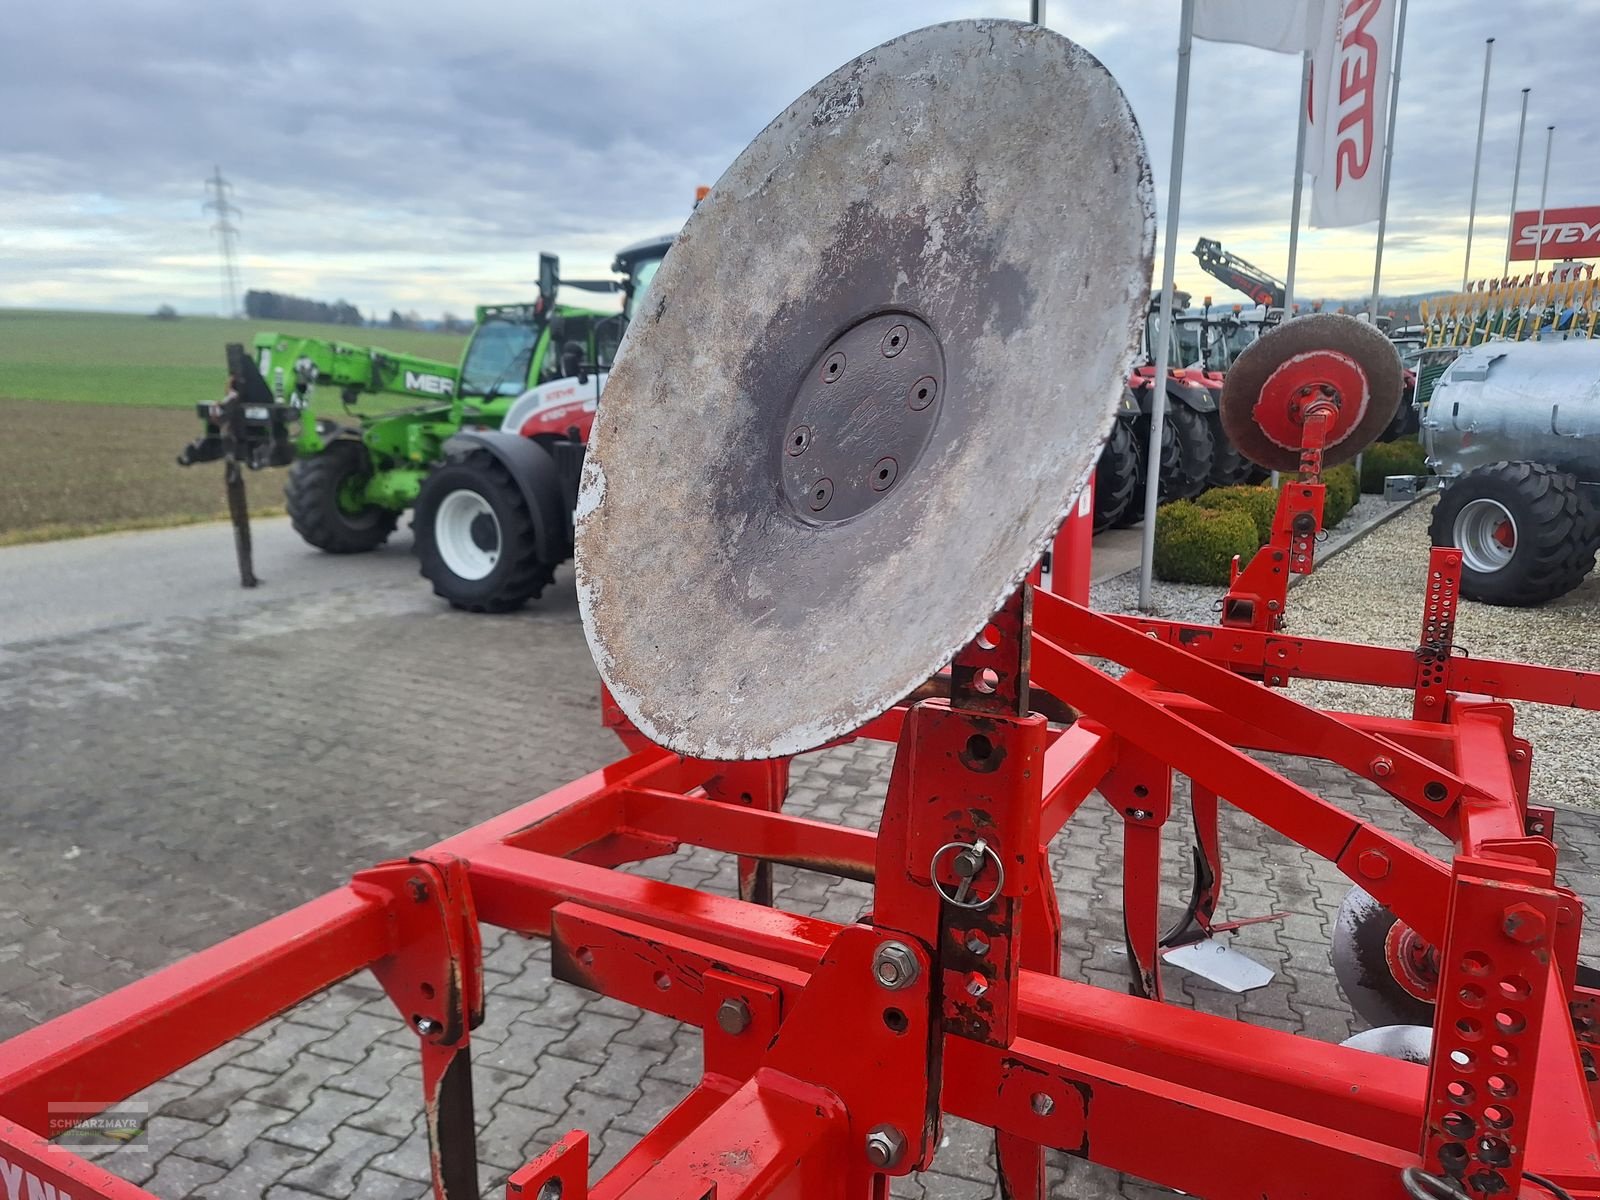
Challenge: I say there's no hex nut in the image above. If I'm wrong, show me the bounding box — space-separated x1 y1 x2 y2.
873 941 920 990
864 1124 907 1169
1357 849 1391 880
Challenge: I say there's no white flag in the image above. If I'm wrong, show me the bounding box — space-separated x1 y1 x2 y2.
1308 0 1397 226
1194 0 1315 53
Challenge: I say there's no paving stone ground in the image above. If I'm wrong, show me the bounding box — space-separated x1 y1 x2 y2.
2 563 1597 1198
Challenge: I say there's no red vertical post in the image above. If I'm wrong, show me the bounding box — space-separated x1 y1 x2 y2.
1050 473 1094 603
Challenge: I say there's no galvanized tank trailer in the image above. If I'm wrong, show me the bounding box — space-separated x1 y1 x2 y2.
1401 338 1600 605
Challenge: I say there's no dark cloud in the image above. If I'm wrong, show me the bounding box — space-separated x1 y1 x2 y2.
1 1 1593 313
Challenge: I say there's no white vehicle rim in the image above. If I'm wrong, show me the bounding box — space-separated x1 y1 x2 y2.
1454 498 1516 574
435 489 500 581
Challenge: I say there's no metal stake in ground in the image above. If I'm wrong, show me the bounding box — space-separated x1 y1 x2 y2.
219 395 259 589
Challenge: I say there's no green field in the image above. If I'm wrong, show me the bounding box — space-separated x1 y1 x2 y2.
0 308 466 408
0 309 467 543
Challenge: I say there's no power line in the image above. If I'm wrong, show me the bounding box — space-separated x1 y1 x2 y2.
202 165 242 318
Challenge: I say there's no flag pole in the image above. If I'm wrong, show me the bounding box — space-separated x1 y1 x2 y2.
1462 37 1494 290
1368 0 1410 321
1502 88 1531 278
1284 49 1312 315
1533 124 1554 278
1137 0 1195 613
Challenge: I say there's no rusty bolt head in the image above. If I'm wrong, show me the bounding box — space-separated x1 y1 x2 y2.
1502 902 1547 945
716 998 751 1036
873 941 920 991
1357 849 1391 880
1370 756 1394 778
865 1125 907 1169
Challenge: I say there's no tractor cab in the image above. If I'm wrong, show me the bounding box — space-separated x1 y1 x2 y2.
458 304 550 399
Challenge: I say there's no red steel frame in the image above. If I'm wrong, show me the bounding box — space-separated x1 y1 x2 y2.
3 482 1598 1199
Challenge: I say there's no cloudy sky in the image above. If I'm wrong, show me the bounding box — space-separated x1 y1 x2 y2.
2 0 1593 317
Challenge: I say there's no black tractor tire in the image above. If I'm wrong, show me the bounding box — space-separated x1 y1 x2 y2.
1164 403 1215 500
283 440 399 554
1113 418 1178 527
1429 461 1598 607
413 451 557 613
1379 384 1419 442
1203 410 1252 487
1093 420 1139 532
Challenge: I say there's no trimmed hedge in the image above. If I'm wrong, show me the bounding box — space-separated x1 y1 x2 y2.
1323 463 1359 526
1281 463 1358 529
1359 439 1429 493
1152 501 1260 585
1195 485 1277 545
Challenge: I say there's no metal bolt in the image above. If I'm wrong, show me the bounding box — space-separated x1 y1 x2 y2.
864 1124 907 1169
414 1016 440 1036
1370 756 1394 778
1128 809 1152 821
808 477 833 512
1502 903 1547 945
1511 747 1528 763
716 998 751 1036
873 941 920 991
963 930 990 957
1357 849 1391 880
1030 1092 1055 1116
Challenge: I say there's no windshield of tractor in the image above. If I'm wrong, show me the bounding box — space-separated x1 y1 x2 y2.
1147 312 1198 369
624 255 665 323
1208 320 1259 370
459 318 541 397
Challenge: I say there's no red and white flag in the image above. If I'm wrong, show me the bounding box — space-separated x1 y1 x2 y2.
1194 0 1315 53
1308 0 1398 226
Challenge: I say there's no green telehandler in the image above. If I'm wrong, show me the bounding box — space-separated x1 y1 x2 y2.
178 252 620 555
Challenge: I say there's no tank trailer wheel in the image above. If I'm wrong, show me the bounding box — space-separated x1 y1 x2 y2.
1093 419 1139 532
283 440 399 554
413 451 555 613
1429 461 1598 607
1332 885 1438 1029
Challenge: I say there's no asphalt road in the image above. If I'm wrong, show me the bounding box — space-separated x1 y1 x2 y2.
0 518 423 646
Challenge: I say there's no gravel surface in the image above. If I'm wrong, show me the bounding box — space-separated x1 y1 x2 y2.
1088 495 1598 808
1282 498 1599 808
1089 494 1393 623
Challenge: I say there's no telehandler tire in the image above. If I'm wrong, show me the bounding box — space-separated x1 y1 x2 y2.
413 451 556 613
284 440 399 554
1429 461 1598 607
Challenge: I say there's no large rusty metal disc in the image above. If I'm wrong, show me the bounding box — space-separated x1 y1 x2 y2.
577 20 1154 759
1220 313 1403 472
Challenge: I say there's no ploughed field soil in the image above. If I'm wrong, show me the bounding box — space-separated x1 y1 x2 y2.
0 309 464 543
